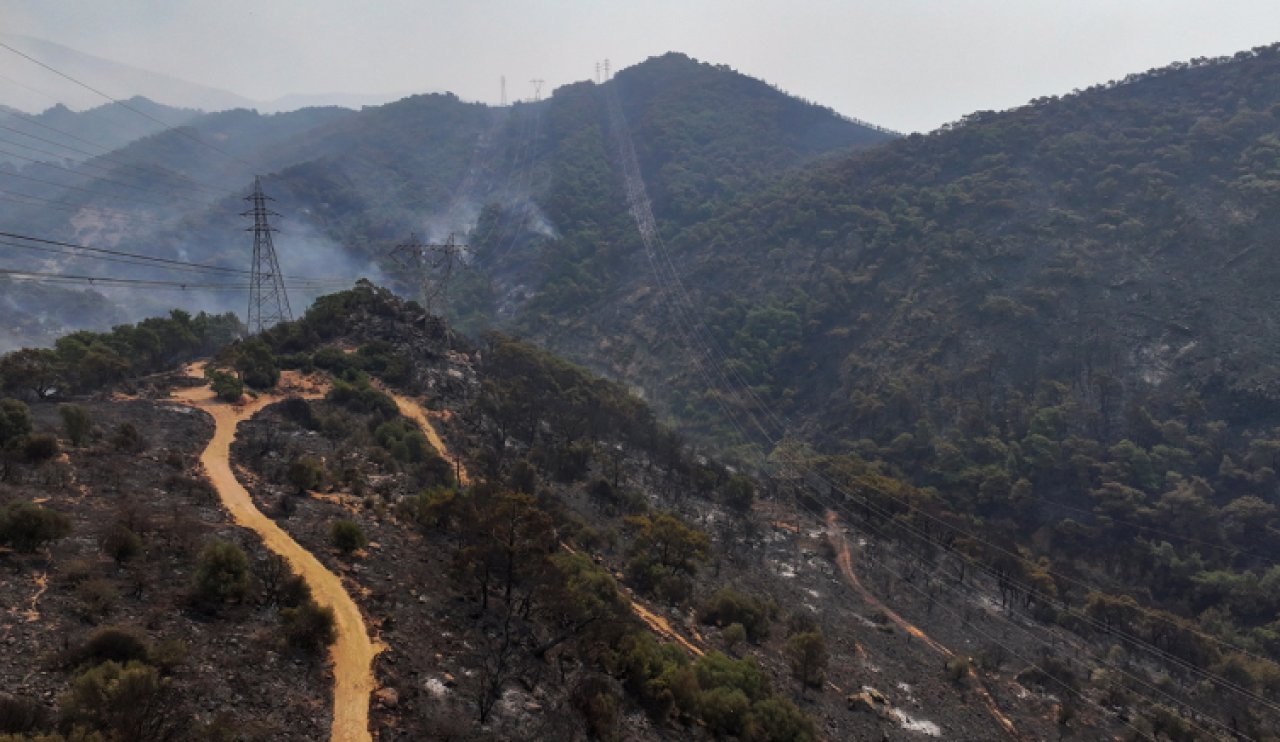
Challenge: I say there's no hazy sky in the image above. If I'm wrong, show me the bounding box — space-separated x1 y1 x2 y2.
4 0 1280 132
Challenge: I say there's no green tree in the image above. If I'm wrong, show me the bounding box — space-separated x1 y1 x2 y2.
785 631 828 690
232 339 280 390
0 348 62 399
59 404 92 447
0 398 32 446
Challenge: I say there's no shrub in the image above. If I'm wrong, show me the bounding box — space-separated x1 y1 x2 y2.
329 519 367 555
101 524 143 564
75 578 119 622
701 587 772 642
18 433 59 463
59 660 178 740
277 398 316 429
75 627 149 668
946 655 971 683
110 422 147 453
0 694 53 735
59 404 92 446
743 697 815 742
0 502 71 552
723 623 747 651
147 637 188 674
287 456 324 495
192 540 250 604
571 676 620 742
718 474 755 513
280 600 336 653
700 686 750 736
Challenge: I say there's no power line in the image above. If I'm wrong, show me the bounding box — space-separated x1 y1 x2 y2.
0 123 238 197
0 40 257 170
0 230 350 285
0 188 171 226
4 169 182 210
0 230 249 275
0 145 214 207
0 266 346 291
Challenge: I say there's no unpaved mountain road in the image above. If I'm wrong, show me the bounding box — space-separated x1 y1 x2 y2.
824 510 1021 740
381 387 472 487
174 364 382 742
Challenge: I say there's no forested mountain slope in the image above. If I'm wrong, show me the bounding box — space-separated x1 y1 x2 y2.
0 97 199 168
0 53 890 352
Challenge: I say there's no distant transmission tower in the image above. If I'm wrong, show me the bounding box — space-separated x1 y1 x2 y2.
500 75 507 106
595 62 601 83
530 78 544 102
389 232 470 316
604 58 611 80
243 176 291 333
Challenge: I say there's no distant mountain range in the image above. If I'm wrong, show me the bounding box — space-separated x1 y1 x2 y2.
0 52 892 349
0 34 411 114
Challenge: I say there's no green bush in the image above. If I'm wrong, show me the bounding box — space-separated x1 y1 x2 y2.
329 519 367 555
0 502 71 552
18 434 59 463
280 600 336 653
101 524 143 564
205 367 243 403
192 540 250 604
699 686 749 736
701 587 772 642
744 698 815 742
58 404 92 446
287 455 324 494
59 660 176 740
74 627 149 668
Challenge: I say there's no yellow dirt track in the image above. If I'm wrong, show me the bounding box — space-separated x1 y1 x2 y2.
174 364 381 742
825 510 1020 740
382 388 471 486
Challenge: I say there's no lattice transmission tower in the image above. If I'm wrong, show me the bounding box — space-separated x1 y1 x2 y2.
389 232 470 316
243 176 292 333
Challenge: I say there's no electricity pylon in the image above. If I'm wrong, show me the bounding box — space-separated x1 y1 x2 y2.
243 176 291 333
389 232 470 316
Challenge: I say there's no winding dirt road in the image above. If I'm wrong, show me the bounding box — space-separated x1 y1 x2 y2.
824 511 1020 740
174 365 381 742
382 389 471 487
